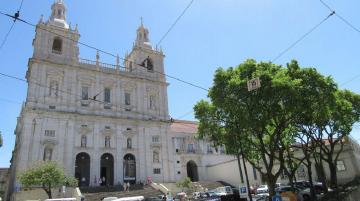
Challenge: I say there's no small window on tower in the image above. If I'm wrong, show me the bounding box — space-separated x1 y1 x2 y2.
52 37 62 54
81 86 89 100
125 92 131 105
149 95 156 110
104 88 111 103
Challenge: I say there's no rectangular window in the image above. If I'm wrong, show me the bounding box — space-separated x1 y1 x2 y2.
81 86 89 100
44 130 55 137
149 95 155 109
336 160 346 171
125 92 131 105
104 88 111 103
153 168 161 174
187 144 194 153
220 145 226 154
207 144 213 154
152 136 160 143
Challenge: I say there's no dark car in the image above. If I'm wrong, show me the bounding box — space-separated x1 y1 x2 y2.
293 181 325 194
275 186 301 193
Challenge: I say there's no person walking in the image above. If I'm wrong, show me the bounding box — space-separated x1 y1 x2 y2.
123 182 127 191
127 182 130 192
102 176 106 186
98 178 102 186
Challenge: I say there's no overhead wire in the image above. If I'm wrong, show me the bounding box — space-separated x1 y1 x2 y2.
319 0 360 87
0 21 16 51
271 11 335 62
0 10 208 92
156 0 195 47
0 0 24 51
320 0 360 34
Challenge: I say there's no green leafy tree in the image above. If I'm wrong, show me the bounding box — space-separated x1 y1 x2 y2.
194 59 304 198
286 61 338 198
288 62 360 189
176 177 192 192
317 90 360 189
19 161 78 198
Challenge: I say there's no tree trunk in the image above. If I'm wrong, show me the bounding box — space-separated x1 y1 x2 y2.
328 161 338 189
236 154 244 183
287 171 294 189
267 175 276 201
43 187 52 199
315 161 328 193
305 159 316 200
241 152 253 201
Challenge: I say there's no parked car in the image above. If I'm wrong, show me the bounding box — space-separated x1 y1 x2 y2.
192 192 201 199
113 196 145 201
275 183 286 188
145 197 162 201
293 181 326 194
214 186 233 196
102 197 118 201
256 185 269 194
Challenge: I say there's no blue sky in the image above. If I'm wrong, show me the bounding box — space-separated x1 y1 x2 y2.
0 0 359 167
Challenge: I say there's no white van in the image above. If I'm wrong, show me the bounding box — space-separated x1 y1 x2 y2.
215 186 233 196
102 197 118 201
113 196 145 201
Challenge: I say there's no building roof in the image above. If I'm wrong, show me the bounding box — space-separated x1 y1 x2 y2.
170 120 198 134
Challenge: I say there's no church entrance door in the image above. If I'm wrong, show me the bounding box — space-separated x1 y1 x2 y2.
100 153 114 186
75 152 90 186
123 153 136 184
187 160 199 182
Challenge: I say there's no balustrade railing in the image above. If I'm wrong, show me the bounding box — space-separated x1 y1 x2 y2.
78 58 129 72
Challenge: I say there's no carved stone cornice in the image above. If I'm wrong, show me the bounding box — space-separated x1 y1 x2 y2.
77 73 96 85
79 126 91 135
150 143 161 149
41 139 58 146
123 82 136 91
146 86 159 94
46 68 64 79
101 128 115 136
123 130 136 137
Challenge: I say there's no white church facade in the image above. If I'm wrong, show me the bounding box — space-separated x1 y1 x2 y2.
8 0 234 193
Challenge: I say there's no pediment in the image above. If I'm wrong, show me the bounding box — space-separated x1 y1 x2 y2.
46 68 64 79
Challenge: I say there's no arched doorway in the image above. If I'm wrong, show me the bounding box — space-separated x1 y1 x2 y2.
75 152 90 186
187 160 199 182
123 154 136 184
100 153 114 186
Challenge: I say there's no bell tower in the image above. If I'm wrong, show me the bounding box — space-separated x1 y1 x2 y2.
32 0 79 64
125 21 165 81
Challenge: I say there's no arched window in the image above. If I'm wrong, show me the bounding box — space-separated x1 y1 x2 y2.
153 151 159 163
43 147 53 161
127 138 132 149
105 136 111 148
81 135 87 148
52 37 62 54
141 57 153 72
